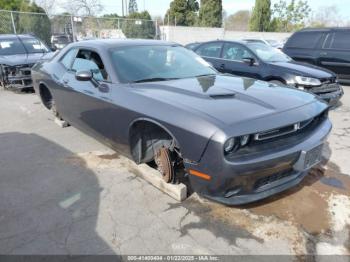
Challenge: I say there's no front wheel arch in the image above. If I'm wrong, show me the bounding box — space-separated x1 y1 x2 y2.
128 119 181 164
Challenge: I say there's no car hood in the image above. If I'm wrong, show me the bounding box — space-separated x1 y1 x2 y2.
0 52 54 66
130 75 326 129
268 60 335 78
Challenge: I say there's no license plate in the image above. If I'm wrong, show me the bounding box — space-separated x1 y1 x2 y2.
304 144 323 169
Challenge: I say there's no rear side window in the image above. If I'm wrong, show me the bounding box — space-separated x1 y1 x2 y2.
285 32 323 49
196 42 222 58
330 31 350 50
60 48 77 69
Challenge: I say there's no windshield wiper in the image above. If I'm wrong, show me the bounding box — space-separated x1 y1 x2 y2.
133 77 179 83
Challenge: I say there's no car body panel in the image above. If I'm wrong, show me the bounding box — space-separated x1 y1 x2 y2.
32 39 332 205
192 40 343 105
0 34 53 90
283 28 350 83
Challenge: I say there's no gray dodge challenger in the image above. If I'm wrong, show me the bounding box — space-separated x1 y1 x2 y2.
31 39 332 205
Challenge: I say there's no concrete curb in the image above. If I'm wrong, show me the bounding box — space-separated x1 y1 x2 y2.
54 117 69 128
137 164 187 202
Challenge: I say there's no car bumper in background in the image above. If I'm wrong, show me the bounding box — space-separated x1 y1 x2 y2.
309 83 344 107
184 118 332 206
0 64 33 90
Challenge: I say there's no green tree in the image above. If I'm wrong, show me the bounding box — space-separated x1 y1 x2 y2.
164 0 199 26
17 1 51 44
122 11 155 39
225 10 250 31
198 0 222 27
271 0 311 32
0 0 51 43
128 0 138 14
0 0 23 11
249 0 271 31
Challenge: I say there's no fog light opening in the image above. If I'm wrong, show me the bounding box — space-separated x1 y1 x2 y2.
224 187 242 198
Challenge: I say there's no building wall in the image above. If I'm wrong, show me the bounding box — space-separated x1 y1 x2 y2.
160 26 291 45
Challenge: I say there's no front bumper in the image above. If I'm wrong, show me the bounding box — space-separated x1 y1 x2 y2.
184 117 332 205
308 83 343 107
0 64 33 90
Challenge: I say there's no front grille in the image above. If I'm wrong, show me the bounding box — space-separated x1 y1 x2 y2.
254 113 323 141
227 110 328 160
320 77 337 84
309 83 340 94
2 64 33 78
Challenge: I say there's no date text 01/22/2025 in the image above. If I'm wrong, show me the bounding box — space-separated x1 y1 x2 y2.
127 255 220 261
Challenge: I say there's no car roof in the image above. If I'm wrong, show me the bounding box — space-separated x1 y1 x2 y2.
0 34 38 39
69 39 178 49
299 27 350 32
194 40 249 45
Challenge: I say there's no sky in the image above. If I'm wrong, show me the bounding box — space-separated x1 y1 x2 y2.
98 0 350 19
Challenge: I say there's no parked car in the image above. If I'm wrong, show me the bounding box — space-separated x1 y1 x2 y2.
243 38 284 49
32 39 331 205
51 34 73 51
283 28 350 84
188 40 343 106
0 34 53 91
185 42 202 50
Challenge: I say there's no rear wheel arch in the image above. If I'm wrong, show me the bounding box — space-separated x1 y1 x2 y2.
128 119 181 164
38 83 53 110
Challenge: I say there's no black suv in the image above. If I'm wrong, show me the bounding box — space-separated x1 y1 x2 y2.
283 28 350 84
189 40 343 106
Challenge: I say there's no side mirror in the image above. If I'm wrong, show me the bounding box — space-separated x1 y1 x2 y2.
242 57 256 66
75 70 99 87
51 45 57 52
75 70 93 81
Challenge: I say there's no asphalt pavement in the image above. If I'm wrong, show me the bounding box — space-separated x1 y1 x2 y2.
0 88 349 256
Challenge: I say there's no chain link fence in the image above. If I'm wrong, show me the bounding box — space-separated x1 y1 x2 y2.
0 10 159 47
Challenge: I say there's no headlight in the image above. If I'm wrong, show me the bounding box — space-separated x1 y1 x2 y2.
224 135 250 154
294 76 321 86
224 137 237 154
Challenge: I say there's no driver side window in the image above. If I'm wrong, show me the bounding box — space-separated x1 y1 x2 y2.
71 49 109 82
223 43 253 62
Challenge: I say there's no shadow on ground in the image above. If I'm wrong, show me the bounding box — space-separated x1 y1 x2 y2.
0 132 114 255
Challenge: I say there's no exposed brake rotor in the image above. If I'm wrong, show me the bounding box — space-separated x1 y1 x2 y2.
155 147 174 183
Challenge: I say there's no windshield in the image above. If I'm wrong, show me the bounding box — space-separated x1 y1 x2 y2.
21 38 49 53
110 45 217 83
0 38 26 55
53 36 70 44
247 43 291 62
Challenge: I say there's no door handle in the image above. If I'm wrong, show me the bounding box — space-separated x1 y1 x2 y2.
320 52 328 56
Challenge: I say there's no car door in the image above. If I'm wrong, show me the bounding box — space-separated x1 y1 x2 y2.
48 47 79 120
220 42 261 79
318 30 350 81
60 48 117 143
194 42 224 70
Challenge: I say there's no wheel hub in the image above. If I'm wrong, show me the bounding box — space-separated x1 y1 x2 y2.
155 147 174 183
